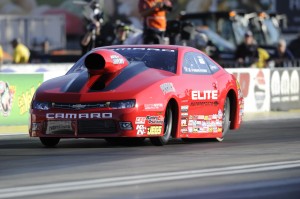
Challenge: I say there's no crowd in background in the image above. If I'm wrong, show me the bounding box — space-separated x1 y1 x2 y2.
0 38 30 65
1 0 300 69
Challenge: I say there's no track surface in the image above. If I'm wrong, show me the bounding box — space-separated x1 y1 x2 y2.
1 118 300 199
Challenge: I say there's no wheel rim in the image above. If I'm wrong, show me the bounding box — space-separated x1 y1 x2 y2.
217 97 230 142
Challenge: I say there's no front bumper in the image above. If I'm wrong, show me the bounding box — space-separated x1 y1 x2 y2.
29 108 165 138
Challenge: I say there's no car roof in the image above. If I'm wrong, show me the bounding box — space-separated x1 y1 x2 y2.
96 44 196 52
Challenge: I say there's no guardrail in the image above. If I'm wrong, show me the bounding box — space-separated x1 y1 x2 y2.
0 63 299 126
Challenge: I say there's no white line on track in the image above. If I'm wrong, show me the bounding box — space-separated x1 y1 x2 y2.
0 133 26 136
0 160 300 198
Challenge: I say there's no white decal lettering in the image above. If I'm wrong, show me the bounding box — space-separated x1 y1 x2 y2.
136 124 146 135
191 90 218 100
79 113 89 119
65 113 77 119
45 113 113 119
90 113 101 118
56 113 64 119
46 113 54 119
102 113 112 118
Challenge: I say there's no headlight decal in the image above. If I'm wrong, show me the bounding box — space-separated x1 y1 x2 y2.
32 101 51 110
109 100 136 109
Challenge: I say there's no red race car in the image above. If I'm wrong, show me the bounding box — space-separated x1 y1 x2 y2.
29 45 244 147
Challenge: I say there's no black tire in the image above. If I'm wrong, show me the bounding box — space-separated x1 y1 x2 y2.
39 137 60 147
150 105 173 146
216 97 231 142
105 137 145 146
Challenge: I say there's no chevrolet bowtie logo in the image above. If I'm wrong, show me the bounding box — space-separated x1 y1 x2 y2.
71 104 87 110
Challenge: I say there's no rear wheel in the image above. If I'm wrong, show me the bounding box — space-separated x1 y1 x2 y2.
216 97 231 142
39 137 60 147
150 105 173 146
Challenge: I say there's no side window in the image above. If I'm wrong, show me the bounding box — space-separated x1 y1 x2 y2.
203 55 220 73
183 52 211 75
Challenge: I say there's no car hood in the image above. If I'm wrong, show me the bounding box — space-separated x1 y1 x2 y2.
34 62 174 102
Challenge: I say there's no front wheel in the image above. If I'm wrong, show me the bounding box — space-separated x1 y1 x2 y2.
216 97 231 142
150 105 173 146
39 137 60 147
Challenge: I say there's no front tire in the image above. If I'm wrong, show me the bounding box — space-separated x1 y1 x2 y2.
39 137 60 147
150 105 173 146
216 97 231 142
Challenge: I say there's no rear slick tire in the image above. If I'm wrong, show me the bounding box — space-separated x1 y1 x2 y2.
150 105 173 146
216 97 230 142
39 137 60 147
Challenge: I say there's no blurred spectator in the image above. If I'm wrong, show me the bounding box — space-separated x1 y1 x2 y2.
193 32 209 54
288 34 300 58
235 31 259 67
256 47 270 68
112 22 130 45
11 38 30 64
80 20 102 55
272 39 294 67
138 0 172 44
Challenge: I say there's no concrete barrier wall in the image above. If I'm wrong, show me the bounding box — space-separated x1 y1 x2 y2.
1 64 300 126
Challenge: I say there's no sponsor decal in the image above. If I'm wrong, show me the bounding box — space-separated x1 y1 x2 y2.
136 124 147 135
46 113 112 119
236 80 244 99
160 83 175 94
184 67 208 73
147 126 162 135
181 127 188 133
135 117 146 124
181 119 188 126
218 109 223 119
181 112 188 118
191 90 218 100
197 56 205 64
144 103 163 110
46 121 72 134
181 112 223 134
190 101 219 106
181 105 189 112
111 55 125 64
146 115 164 124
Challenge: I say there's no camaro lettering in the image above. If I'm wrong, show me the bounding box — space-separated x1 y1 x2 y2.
191 90 218 100
46 113 112 119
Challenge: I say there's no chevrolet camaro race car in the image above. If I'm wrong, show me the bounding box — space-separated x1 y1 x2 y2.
29 45 244 147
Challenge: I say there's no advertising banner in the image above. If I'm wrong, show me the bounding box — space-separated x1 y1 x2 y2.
227 68 271 112
0 74 43 125
270 68 300 111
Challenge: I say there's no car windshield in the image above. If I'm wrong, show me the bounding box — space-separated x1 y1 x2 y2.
67 47 178 74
